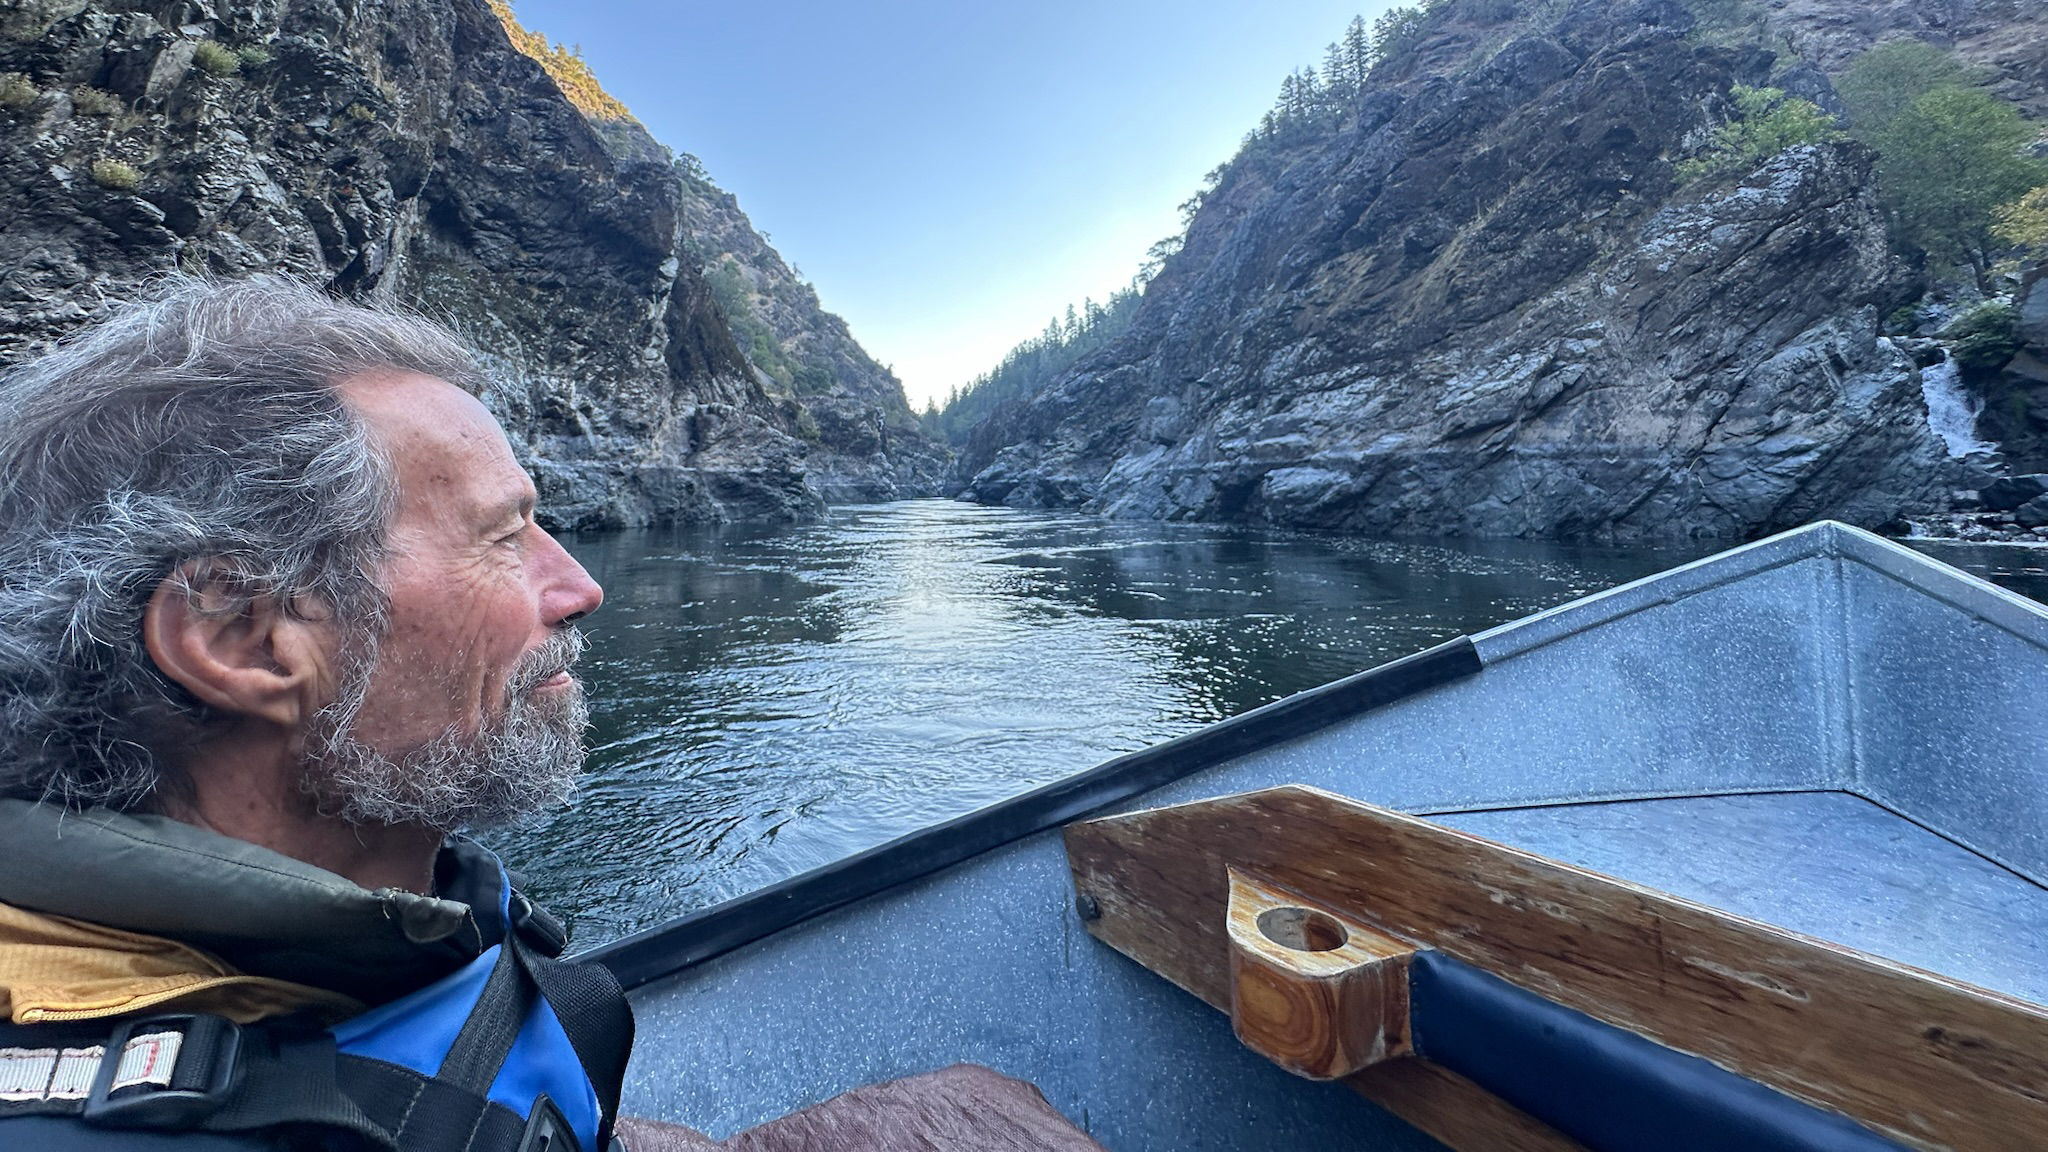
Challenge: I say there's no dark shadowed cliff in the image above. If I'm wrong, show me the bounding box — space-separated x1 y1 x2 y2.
956 0 2048 540
0 0 942 527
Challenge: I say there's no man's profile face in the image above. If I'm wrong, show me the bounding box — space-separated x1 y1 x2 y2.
302 371 606 829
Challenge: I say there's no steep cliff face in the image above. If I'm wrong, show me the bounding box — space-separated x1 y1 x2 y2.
957 0 2031 540
678 162 950 502
0 0 928 527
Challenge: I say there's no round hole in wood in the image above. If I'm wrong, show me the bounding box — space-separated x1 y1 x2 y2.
1257 906 1347 952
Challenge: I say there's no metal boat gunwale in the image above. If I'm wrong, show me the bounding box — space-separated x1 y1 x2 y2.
1474 517 2048 660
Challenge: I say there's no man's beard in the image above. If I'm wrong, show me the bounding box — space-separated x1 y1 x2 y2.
299 627 589 831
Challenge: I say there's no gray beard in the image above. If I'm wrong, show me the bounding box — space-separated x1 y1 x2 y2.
300 627 589 831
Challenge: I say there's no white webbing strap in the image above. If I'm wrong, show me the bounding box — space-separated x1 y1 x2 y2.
0 1031 182 1103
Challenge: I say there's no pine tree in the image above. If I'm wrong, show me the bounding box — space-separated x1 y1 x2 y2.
1342 15 1372 88
1371 5 1431 65
1277 72 1303 123
1322 40 1350 102
933 285 1148 444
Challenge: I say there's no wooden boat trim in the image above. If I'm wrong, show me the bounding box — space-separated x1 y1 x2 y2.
1066 784 2048 1151
582 635 1483 986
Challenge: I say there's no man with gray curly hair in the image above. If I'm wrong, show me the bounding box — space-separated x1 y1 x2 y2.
0 278 1105 1152
0 277 627 1151
0 278 596 842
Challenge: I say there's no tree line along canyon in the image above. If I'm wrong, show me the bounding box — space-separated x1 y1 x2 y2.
3 0 2046 543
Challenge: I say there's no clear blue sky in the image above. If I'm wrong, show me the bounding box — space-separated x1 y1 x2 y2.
510 1 1393 408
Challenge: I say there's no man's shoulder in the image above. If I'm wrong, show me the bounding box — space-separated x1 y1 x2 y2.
0 799 507 1005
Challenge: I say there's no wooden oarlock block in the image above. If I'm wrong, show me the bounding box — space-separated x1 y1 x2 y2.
1067 784 2048 1152
1225 869 1417 1080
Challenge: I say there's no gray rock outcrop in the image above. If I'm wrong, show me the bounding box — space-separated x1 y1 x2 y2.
0 0 939 527
955 0 2020 540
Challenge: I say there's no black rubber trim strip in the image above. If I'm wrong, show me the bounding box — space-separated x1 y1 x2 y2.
1408 951 1906 1152
582 635 1483 988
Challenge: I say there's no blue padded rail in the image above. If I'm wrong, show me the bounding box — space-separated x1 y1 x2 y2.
1408 952 1902 1152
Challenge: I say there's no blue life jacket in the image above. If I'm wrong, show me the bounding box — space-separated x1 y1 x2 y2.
0 881 632 1152
327 876 614 1152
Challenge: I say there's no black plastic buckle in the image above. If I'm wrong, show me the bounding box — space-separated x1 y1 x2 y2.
517 1092 577 1152
510 891 569 957
81 1014 240 1129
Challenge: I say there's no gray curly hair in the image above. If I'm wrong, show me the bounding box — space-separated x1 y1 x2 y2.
0 277 486 809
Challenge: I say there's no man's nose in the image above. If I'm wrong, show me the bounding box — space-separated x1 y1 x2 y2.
535 528 603 625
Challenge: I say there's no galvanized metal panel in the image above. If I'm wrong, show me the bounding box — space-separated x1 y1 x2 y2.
1136 551 1842 816
1439 791 2048 1006
1841 544 2048 886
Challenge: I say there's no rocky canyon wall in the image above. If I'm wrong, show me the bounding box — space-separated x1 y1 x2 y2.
957 0 2048 539
0 0 942 528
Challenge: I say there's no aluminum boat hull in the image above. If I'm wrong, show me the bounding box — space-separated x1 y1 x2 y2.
593 521 2048 1149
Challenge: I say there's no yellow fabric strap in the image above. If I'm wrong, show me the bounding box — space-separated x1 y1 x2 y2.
0 901 363 1025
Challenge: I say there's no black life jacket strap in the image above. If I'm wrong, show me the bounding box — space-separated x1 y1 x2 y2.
0 1014 394 1148
511 936 633 1149
202 1020 393 1147
340 934 545 1152
441 935 537 1096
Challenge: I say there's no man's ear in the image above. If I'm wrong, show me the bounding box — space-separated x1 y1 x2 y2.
142 565 335 729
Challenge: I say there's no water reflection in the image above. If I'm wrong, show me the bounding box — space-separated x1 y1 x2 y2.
1908 541 2048 604
483 503 2045 946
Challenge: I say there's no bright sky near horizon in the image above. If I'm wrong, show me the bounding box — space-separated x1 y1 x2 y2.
510 1 1397 409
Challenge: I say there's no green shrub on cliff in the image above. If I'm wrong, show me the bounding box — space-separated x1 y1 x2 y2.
0 73 36 110
705 256 832 393
90 159 141 191
1995 186 2048 256
1837 39 1977 140
1872 86 2047 289
1675 85 1840 184
1943 300 2022 375
192 40 240 77
71 87 124 116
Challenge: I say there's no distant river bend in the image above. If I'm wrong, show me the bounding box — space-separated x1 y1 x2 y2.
487 501 2048 947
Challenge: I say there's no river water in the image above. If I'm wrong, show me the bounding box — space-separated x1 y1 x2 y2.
485 500 2048 947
